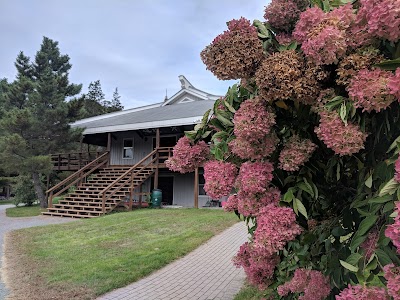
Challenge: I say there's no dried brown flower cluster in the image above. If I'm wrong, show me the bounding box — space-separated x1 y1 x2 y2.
200 18 264 80
336 48 383 86
255 50 329 104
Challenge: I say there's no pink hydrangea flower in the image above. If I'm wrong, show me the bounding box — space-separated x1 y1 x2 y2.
384 264 400 300
336 284 390 300
233 98 276 143
293 5 355 65
203 161 237 199
275 33 294 45
253 204 303 255
395 155 400 183
233 242 280 289
229 133 279 160
277 268 331 300
356 0 400 43
165 136 209 173
278 135 317 171
315 110 368 156
348 69 395 112
385 201 400 253
237 188 281 217
389 68 400 101
264 0 306 32
236 161 274 195
200 17 264 80
223 194 239 212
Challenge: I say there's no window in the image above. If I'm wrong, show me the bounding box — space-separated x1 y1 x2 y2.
123 138 133 159
199 173 206 196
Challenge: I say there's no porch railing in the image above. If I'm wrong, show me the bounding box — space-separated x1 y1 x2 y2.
50 151 106 171
46 152 109 208
100 149 158 213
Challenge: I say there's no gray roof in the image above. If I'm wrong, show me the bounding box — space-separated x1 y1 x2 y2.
72 100 215 134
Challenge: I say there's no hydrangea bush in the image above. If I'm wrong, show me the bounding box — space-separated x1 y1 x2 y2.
168 0 400 298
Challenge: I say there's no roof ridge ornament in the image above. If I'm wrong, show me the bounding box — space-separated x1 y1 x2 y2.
179 75 194 89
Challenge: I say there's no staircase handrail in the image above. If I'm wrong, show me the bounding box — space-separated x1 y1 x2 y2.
46 151 109 208
100 149 158 212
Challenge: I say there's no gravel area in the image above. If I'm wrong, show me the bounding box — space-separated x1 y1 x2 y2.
0 205 77 299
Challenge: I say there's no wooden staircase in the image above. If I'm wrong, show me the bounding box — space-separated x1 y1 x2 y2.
43 149 160 218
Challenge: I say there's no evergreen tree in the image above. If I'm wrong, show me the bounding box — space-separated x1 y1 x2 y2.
81 80 107 117
108 87 124 112
0 37 83 208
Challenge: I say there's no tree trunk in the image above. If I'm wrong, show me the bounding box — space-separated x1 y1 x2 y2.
32 171 47 208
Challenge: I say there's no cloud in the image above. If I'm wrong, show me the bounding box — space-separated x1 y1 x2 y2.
0 0 268 108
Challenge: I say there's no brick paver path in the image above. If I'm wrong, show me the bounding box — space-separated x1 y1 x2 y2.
98 222 249 300
0 204 77 299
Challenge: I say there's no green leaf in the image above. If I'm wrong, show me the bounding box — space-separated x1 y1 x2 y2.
325 96 345 111
365 174 373 188
357 215 379 236
379 178 399 196
223 100 236 113
345 253 362 266
375 249 392 266
283 188 295 203
293 198 299 215
387 135 400 153
216 114 233 128
211 131 229 142
297 180 314 198
350 235 367 251
368 194 393 204
340 260 359 272
287 41 297 50
375 58 400 70
339 103 347 125
201 131 212 139
201 109 211 125
295 198 308 219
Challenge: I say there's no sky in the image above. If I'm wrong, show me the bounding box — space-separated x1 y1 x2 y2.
0 0 268 109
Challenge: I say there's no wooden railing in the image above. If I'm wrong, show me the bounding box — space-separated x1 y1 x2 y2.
46 152 109 208
157 147 173 164
100 149 158 213
51 151 106 171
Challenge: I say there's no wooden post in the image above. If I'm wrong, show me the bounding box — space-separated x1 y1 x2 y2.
156 128 160 148
6 185 10 200
154 128 160 189
194 167 199 208
80 136 83 153
129 172 134 210
107 132 111 167
139 184 143 208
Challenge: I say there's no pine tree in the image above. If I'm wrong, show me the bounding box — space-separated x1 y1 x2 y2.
81 80 107 117
108 87 124 112
0 37 83 208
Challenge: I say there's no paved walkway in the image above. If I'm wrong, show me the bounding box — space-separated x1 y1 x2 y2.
98 222 249 300
0 204 77 300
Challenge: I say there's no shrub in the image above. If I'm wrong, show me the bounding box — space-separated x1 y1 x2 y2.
169 0 400 298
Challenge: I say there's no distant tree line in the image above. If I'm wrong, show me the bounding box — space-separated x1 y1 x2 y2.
0 36 124 207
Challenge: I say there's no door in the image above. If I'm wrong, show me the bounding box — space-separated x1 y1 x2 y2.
151 176 174 205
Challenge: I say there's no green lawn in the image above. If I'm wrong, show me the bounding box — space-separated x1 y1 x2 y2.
6 209 238 299
234 284 266 300
5 196 63 217
0 199 13 205
6 204 45 217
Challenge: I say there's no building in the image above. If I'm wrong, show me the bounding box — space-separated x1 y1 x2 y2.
43 76 221 218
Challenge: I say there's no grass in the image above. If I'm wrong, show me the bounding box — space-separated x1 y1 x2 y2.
5 196 63 217
0 199 13 205
6 204 46 217
234 284 266 300
5 208 238 300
